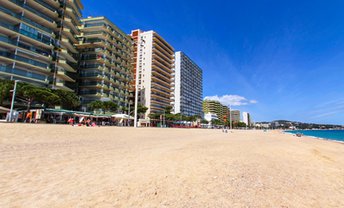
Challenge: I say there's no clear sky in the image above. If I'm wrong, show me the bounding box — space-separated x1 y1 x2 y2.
82 0 344 124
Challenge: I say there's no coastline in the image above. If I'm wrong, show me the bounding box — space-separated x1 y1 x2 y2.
284 130 344 144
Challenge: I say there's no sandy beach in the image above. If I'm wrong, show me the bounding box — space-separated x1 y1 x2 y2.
0 124 343 207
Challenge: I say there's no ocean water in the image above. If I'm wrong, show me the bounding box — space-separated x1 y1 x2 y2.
286 130 344 143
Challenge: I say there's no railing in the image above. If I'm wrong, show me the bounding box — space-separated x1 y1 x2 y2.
33 0 56 13
9 0 55 23
0 22 17 31
151 86 170 95
17 41 50 57
0 51 49 69
79 82 102 86
0 36 51 58
65 6 80 21
0 65 47 81
80 73 103 78
23 4 55 23
0 4 54 34
22 16 53 33
79 90 102 95
0 35 17 45
84 23 105 28
19 28 52 45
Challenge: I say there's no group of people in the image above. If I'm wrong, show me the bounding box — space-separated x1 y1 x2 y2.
68 117 97 127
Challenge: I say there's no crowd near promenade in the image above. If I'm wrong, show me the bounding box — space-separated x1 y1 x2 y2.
0 123 343 207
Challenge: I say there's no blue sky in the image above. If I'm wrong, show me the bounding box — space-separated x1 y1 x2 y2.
82 0 344 124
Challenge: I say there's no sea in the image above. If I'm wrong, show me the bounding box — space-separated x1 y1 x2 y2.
285 130 344 143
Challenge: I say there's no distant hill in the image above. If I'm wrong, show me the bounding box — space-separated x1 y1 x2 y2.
256 120 343 130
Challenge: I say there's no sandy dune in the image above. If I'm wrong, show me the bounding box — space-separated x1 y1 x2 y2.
0 124 343 207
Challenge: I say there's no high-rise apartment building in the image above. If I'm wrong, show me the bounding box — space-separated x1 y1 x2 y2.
0 0 83 91
230 110 241 123
242 112 251 127
77 16 133 110
202 100 230 122
173 51 202 117
130 30 174 118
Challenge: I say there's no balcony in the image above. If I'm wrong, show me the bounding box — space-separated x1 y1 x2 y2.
152 70 170 83
65 7 80 25
61 38 77 53
0 36 51 62
0 22 53 49
62 27 78 44
55 81 73 91
0 65 48 83
27 0 58 19
5 0 57 28
152 64 172 78
58 59 76 73
80 73 109 83
153 35 174 53
56 70 75 82
66 0 82 17
0 5 54 35
63 16 79 35
0 51 50 73
153 53 173 68
60 49 77 63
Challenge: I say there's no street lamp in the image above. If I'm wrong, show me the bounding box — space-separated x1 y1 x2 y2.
228 104 232 130
8 80 19 122
128 100 132 127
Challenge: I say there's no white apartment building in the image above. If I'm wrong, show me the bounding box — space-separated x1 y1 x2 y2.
173 51 203 117
131 30 174 118
242 112 251 126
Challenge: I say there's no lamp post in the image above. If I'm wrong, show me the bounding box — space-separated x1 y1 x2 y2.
229 104 232 130
128 100 132 127
9 80 19 122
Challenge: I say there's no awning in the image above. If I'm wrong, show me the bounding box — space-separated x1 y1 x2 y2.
0 106 10 113
111 114 134 120
45 108 92 115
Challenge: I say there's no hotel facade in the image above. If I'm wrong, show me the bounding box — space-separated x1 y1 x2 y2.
173 51 202 117
76 16 133 110
130 30 174 118
0 0 83 91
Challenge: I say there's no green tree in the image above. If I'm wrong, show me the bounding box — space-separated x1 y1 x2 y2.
201 119 209 124
0 80 13 106
164 106 173 114
122 106 128 113
18 83 60 110
148 113 160 120
88 101 118 113
165 113 177 121
53 89 80 110
237 122 247 128
137 104 148 118
102 101 118 113
212 119 224 126
88 100 103 111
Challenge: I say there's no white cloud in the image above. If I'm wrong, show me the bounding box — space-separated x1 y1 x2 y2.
204 95 258 106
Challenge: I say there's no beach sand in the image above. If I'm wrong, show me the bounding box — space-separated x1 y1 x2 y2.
0 124 343 207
